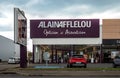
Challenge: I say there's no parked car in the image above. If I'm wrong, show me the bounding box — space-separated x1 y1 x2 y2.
113 55 120 68
8 57 20 64
67 55 87 68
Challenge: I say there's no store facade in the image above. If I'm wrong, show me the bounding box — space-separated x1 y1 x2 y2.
30 19 102 63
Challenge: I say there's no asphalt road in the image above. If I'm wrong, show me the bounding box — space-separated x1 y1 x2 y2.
0 63 19 71
0 74 120 78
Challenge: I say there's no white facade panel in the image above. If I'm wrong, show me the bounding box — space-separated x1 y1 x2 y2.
32 38 101 45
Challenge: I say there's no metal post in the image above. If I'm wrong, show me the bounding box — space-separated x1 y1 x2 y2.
20 44 27 68
32 45 35 63
100 44 103 63
51 45 54 63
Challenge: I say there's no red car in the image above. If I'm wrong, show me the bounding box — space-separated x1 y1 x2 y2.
67 55 87 68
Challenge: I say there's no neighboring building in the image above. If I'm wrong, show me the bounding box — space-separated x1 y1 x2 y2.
0 35 20 61
102 19 120 39
102 19 120 63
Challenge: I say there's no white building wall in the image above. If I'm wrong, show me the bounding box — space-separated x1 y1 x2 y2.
14 43 20 57
0 35 20 61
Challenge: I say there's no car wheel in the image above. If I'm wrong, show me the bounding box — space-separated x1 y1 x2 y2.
69 64 72 68
84 64 87 68
113 64 117 68
67 64 69 68
67 64 72 68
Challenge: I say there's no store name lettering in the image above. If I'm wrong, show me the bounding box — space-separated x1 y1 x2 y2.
43 29 86 36
38 21 91 28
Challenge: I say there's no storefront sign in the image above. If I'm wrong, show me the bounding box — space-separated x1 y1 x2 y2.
14 8 27 46
30 19 99 38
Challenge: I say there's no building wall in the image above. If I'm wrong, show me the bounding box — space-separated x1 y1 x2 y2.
103 19 120 39
0 35 20 61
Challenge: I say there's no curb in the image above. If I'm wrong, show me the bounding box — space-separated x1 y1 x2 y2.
15 73 120 77
0 71 17 74
24 74 120 77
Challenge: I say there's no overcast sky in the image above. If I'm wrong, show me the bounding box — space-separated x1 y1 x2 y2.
0 0 120 51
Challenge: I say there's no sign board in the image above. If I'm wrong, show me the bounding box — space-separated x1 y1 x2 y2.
30 19 99 38
43 52 50 60
30 19 102 45
14 8 27 46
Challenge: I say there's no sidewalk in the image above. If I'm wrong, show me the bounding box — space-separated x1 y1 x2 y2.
17 70 120 77
1 69 120 77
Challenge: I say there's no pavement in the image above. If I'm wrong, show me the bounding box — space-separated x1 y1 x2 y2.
9 70 120 77
0 63 120 77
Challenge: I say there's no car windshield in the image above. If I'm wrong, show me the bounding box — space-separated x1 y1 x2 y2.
72 55 84 58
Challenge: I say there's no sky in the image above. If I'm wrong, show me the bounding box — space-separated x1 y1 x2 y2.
0 0 120 51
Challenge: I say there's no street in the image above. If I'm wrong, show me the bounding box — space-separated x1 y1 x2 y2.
0 63 120 78
0 63 19 71
0 74 120 78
